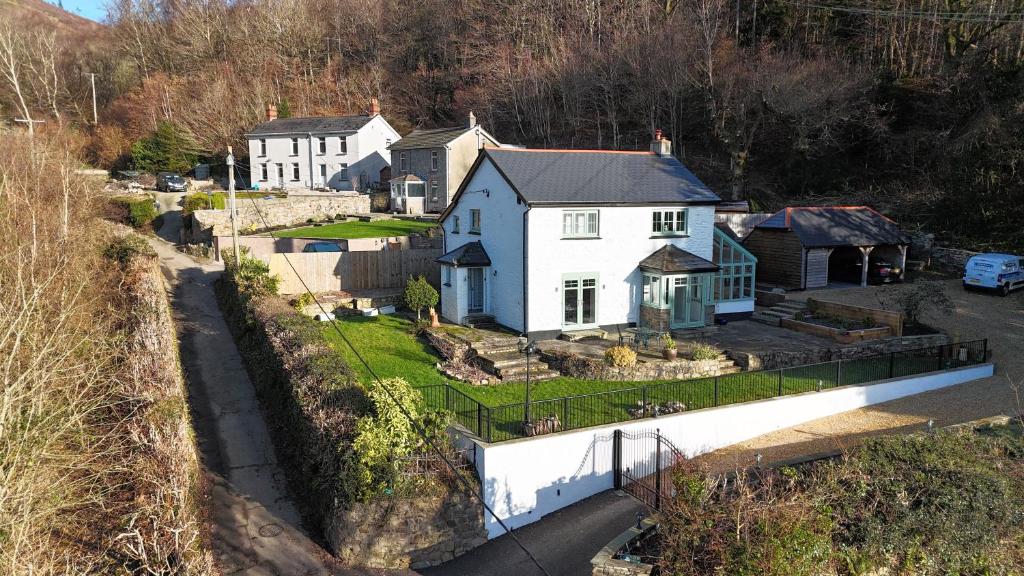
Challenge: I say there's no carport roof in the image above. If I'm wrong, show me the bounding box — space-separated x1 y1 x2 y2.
756 206 910 248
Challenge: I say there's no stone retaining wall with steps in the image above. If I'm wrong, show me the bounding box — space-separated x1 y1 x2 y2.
540 347 740 382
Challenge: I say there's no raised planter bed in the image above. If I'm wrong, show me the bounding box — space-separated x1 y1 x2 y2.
591 518 659 576
781 317 892 344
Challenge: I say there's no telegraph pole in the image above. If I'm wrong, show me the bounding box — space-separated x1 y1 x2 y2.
89 73 98 125
227 146 240 264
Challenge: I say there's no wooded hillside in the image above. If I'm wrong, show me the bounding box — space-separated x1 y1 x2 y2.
2 0 1023 250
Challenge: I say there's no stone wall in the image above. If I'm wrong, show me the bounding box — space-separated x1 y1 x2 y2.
932 246 980 272
731 333 952 371
542 348 725 381
326 489 487 570
590 519 658 576
807 298 904 336
191 194 371 240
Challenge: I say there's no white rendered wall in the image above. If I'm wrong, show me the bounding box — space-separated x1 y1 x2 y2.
440 158 526 329
246 115 398 191
525 205 716 333
469 363 994 538
715 298 755 314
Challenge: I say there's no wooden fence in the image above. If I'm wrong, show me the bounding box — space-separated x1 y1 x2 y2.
267 248 442 294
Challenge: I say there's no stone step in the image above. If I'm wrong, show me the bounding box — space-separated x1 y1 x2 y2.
773 301 806 312
476 351 527 371
760 308 797 319
559 328 608 342
472 341 521 355
497 366 561 382
751 311 781 327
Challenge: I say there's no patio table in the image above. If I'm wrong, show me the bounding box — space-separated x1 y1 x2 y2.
621 327 663 350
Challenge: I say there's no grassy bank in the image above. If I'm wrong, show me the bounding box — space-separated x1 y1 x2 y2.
277 218 436 239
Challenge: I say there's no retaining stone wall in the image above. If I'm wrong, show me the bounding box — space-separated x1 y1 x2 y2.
542 348 725 381
191 194 371 240
731 333 952 371
326 489 486 569
932 246 980 271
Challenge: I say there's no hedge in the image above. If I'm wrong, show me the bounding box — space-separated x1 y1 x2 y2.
182 192 225 215
111 196 158 228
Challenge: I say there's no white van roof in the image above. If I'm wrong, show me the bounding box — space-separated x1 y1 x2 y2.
968 253 1019 264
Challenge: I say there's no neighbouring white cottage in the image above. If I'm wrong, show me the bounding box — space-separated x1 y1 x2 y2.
245 99 400 192
435 133 757 340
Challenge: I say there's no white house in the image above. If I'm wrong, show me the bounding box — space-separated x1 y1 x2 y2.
244 99 400 192
435 133 757 340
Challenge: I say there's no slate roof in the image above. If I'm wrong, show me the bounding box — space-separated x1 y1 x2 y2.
755 206 910 248
245 115 374 136
639 245 719 274
389 126 492 150
436 241 491 267
483 148 720 205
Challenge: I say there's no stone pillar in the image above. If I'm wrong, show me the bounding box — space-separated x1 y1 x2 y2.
859 246 875 287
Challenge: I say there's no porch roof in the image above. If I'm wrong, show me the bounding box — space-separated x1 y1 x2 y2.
639 245 718 274
436 241 491 267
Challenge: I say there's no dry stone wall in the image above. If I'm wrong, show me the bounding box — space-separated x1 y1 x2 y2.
191 194 370 240
732 333 952 371
542 348 725 381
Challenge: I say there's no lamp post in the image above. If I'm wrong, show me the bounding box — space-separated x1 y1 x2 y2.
518 336 538 428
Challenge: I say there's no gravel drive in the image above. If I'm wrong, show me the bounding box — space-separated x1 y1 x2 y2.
695 278 1024 471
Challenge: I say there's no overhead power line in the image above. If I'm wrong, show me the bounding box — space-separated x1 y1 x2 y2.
235 188 554 576
778 0 1024 23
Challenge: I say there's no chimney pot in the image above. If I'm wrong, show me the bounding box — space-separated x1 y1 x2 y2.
467 110 477 128
369 97 380 117
651 130 672 157
266 104 278 121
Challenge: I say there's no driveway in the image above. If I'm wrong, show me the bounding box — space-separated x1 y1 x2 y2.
695 278 1023 470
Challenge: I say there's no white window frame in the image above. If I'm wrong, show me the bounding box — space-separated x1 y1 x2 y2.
469 209 481 234
431 150 439 172
431 181 439 201
317 137 326 155
400 152 407 173
444 266 452 286
290 138 299 156
260 163 268 181
452 215 460 234
291 163 300 181
652 208 688 235
259 138 267 156
338 163 349 180
338 137 347 155
562 209 599 238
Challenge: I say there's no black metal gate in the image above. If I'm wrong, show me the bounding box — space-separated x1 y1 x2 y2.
612 429 683 511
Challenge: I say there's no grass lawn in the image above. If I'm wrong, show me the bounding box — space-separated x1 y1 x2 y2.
277 219 437 239
321 314 968 442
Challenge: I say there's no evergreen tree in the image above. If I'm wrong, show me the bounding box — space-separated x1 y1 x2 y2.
277 98 292 119
131 122 199 174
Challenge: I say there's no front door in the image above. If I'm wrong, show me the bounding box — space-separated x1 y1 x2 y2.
468 267 484 314
563 274 598 328
671 275 705 328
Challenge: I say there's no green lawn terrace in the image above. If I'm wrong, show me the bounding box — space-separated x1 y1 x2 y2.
275 218 437 239
319 314 985 443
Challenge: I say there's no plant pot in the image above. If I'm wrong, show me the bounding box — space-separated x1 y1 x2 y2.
662 348 678 361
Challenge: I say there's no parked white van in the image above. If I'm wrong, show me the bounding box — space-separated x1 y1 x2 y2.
963 253 1024 296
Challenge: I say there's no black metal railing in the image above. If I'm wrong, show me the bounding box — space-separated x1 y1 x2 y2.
415 339 988 444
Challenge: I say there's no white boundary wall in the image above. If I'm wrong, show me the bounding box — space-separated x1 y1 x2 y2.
464 363 994 538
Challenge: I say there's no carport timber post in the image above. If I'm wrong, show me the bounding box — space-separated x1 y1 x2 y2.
858 246 874 287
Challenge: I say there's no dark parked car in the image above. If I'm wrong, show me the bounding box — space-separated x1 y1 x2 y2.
302 242 343 253
155 172 188 192
855 257 902 284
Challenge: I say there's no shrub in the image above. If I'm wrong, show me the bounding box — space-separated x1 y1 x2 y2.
690 342 719 361
604 345 637 367
111 196 158 228
222 247 280 298
131 121 198 174
182 192 226 215
290 292 315 312
661 333 676 350
404 275 439 321
881 280 953 325
103 234 155 266
349 377 427 500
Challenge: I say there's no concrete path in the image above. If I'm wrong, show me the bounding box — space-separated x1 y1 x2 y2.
694 278 1022 471
150 212 396 575
422 490 645 576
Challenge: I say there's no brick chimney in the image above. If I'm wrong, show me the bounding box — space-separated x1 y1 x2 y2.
651 129 671 157
368 97 380 117
467 110 477 128
265 104 278 121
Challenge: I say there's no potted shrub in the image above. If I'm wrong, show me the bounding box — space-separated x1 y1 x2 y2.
661 333 678 360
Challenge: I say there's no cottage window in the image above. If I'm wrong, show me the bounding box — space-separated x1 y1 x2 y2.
317 137 326 155
400 152 407 173
452 215 460 234
431 181 439 201
470 209 481 234
562 210 599 238
338 163 349 180
431 150 439 171
643 274 662 307
258 139 267 156
444 267 452 286
291 163 300 181
652 209 687 235
290 138 299 156
260 163 268 181
339 137 348 155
